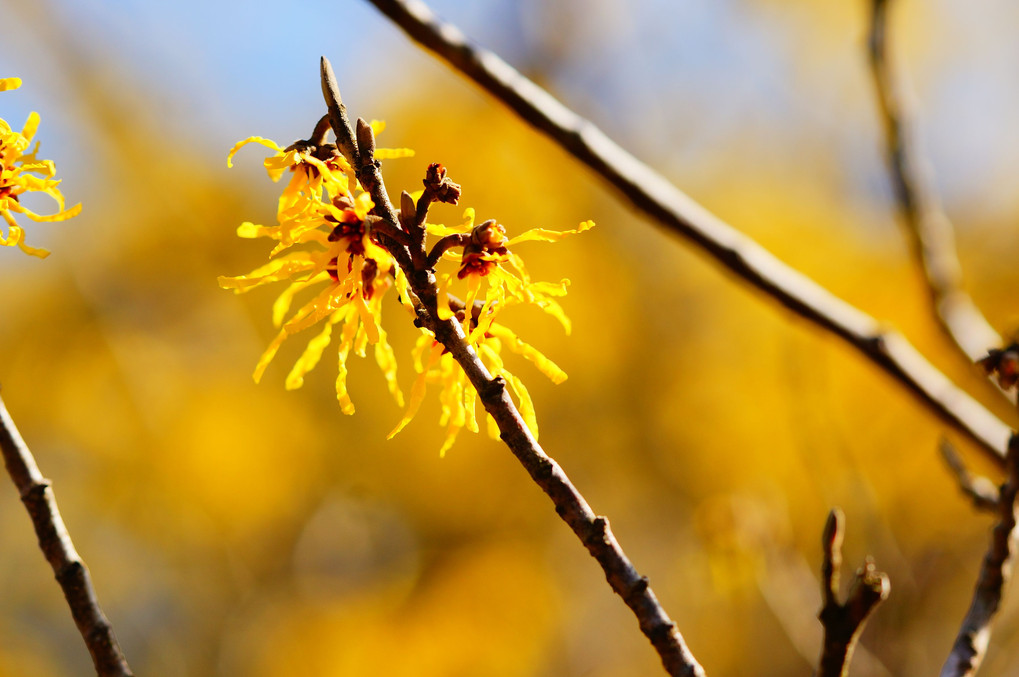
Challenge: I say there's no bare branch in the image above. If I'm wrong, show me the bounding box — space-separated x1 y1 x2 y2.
867 0 1010 400
816 508 890 677
940 438 1000 513
757 543 892 676
940 434 1019 677
0 392 133 677
320 57 705 677
362 0 1013 464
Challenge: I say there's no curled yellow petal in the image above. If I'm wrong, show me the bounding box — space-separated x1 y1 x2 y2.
227 136 284 168
436 275 455 321
487 324 567 384
388 341 444 439
464 386 479 434
505 372 538 439
438 424 461 458
374 327 405 407
0 78 22 91
285 318 335 390
20 112 40 143
506 219 595 246
334 312 361 415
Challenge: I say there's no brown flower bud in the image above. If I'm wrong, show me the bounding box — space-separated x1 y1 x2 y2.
423 162 462 204
355 117 375 160
400 191 416 229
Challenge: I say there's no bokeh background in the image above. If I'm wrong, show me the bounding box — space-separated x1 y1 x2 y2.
2 0 1019 674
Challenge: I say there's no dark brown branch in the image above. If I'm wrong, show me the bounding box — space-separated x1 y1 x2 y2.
367 214 414 249
867 0 1010 397
362 0 1014 465
320 57 360 167
816 508 890 677
940 438 1000 513
310 114 331 146
426 232 470 269
940 434 1019 677
0 392 133 677
321 56 705 677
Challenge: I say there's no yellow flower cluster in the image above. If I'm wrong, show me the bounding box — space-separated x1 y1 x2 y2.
223 126 591 453
0 78 80 257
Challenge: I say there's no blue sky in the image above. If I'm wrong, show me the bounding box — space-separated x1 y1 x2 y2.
3 0 1019 233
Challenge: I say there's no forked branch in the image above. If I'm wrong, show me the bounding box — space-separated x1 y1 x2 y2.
0 393 133 677
321 57 705 677
940 434 1019 676
816 508 890 677
363 0 1014 464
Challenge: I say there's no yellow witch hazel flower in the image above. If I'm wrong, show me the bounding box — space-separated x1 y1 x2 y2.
390 321 569 457
431 207 594 344
388 206 594 454
223 114 591 454
1 78 81 257
220 125 414 413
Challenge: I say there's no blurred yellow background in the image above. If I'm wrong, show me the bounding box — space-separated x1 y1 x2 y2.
2 0 1019 675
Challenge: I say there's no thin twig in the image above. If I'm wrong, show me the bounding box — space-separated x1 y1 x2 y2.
939 438 1000 513
940 433 1019 677
757 544 892 677
321 56 706 677
0 392 133 677
816 508 890 677
867 0 1010 398
362 0 1014 465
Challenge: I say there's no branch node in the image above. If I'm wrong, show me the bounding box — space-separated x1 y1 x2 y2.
481 375 506 399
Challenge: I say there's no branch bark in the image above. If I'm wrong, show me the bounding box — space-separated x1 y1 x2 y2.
816 508 890 677
322 56 706 677
362 0 1014 465
940 433 1019 677
939 438 1000 513
867 0 1010 397
0 392 133 677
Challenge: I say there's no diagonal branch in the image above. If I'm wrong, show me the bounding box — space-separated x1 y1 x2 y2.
0 392 133 677
939 438 1000 513
867 0 1009 397
940 433 1019 677
362 0 1014 465
816 508 890 677
322 56 706 677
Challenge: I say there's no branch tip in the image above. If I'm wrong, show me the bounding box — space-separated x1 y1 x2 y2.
356 117 375 160
817 509 887 677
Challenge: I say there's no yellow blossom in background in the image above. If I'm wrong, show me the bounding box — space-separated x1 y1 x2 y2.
0 77 81 257
220 130 413 413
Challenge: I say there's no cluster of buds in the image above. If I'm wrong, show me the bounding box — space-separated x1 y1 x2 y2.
422 162 461 205
222 112 592 453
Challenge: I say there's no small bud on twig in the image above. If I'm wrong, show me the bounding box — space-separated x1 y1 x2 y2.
423 162 462 204
400 191 416 230
356 117 376 162
320 56 360 165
